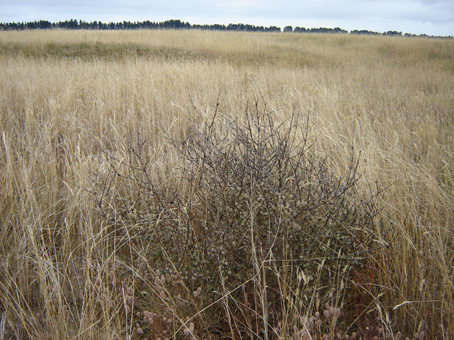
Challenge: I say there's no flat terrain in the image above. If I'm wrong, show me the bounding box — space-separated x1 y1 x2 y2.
0 30 453 339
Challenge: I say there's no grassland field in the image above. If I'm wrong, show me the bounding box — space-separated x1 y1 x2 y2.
0 29 453 340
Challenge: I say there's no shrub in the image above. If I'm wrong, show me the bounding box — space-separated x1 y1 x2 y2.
91 101 381 338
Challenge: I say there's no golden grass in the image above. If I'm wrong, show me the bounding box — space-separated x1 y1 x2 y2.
0 29 453 339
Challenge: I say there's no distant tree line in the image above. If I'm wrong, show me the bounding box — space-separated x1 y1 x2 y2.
0 19 451 39
0 19 280 32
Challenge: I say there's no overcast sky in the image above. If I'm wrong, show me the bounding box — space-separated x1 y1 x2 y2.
1 0 453 36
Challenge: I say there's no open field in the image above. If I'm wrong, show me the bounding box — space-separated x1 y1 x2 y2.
0 30 453 339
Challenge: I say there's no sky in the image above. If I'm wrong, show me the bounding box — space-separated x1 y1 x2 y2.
1 0 453 36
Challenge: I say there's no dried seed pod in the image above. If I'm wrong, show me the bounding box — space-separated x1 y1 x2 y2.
126 295 134 306
63 305 69 317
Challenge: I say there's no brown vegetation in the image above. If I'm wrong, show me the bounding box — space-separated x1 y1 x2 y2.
0 30 453 339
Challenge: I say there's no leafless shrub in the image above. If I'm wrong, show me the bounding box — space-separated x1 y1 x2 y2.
90 101 381 337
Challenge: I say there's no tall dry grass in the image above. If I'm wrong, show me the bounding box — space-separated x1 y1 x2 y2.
0 29 453 339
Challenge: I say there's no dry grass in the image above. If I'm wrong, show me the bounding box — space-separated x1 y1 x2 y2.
0 29 453 339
